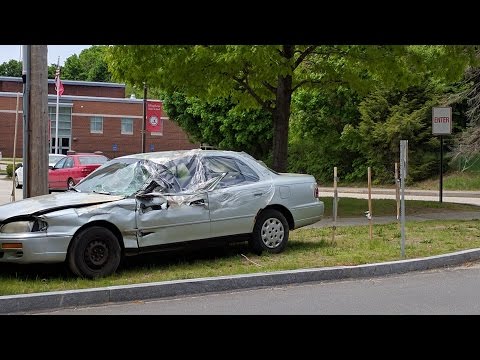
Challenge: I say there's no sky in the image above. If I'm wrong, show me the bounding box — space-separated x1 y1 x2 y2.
0 45 91 66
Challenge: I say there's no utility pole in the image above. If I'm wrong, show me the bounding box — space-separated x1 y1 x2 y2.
22 46 29 199
25 45 49 197
142 83 147 153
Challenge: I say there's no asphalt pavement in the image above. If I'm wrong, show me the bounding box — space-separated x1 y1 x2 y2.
0 176 479 314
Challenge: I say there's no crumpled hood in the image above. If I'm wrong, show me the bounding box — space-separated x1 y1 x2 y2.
0 192 124 222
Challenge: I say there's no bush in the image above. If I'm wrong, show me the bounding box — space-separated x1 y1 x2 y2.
6 164 13 177
6 163 21 178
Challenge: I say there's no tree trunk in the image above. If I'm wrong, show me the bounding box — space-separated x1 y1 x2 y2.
272 46 294 172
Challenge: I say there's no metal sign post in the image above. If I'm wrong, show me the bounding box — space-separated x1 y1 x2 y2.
400 140 408 258
332 167 338 242
432 107 452 203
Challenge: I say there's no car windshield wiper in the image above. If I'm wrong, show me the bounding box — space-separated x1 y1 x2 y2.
92 190 111 195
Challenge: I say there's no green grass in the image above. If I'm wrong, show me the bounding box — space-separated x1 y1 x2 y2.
1 219 480 296
321 197 478 218
413 172 480 191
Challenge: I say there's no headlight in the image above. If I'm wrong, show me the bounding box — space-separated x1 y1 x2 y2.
0 220 47 233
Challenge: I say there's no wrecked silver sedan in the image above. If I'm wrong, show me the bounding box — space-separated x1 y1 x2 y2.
0 150 324 278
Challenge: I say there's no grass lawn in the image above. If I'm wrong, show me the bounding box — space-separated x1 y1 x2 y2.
0 218 479 296
413 172 480 191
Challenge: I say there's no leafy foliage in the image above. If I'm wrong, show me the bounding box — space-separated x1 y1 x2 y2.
162 91 273 159
448 67 480 165
0 60 22 77
106 45 477 173
288 87 362 183
339 82 457 183
6 164 14 177
61 46 112 82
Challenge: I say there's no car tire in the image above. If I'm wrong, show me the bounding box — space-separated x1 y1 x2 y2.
67 178 75 190
249 209 289 255
14 175 21 189
67 226 122 278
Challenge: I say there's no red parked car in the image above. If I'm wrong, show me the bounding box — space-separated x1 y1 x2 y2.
48 153 109 191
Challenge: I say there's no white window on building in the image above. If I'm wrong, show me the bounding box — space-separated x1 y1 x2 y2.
121 118 133 135
90 116 103 134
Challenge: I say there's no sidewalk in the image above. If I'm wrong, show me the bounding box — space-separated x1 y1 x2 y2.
319 186 480 198
318 186 480 207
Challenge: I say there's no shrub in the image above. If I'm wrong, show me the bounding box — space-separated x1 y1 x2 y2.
6 164 13 177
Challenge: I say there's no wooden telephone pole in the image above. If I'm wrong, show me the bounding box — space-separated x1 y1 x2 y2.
24 45 49 197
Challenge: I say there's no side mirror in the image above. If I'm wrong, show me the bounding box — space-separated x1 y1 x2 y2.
49 165 54 170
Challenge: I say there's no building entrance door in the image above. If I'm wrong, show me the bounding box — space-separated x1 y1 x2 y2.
51 137 70 155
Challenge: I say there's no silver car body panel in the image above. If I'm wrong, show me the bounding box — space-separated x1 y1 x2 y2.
0 149 324 264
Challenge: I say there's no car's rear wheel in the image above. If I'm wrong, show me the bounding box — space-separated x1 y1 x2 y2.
67 226 121 278
67 178 75 189
249 209 289 255
14 175 21 189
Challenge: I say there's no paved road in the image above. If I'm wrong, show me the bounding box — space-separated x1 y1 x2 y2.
34 261 480 315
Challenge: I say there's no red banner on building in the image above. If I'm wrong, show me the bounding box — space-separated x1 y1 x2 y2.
146 101 163 133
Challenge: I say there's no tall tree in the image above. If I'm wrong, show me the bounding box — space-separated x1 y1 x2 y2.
106 45 476 171
340 82 454 183
0 59 22 77
163 91 273 159
450 67 480 167
62 45 112 82
288 86 362 183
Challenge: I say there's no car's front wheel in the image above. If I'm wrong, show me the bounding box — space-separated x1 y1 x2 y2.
249 209 289 255
67 226 122 278
67 178 75 190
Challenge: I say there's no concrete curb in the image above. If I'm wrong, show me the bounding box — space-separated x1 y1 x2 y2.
2 248 480 314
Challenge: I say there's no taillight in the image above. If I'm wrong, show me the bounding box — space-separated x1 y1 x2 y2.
314 184 320 198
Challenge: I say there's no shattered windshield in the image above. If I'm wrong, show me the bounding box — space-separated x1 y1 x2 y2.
73 151 257 197
74 158 180 197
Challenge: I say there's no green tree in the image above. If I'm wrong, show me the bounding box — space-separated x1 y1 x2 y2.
288 86 362 183
163 91 273 159
106 45 476 171
62 45 112 82
340 82 451 183
449 67 480 168
47 64 57 79
0 59 22 77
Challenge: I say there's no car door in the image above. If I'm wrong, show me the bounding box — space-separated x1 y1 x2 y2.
48 156 73 189
135 191 211 248
204 156 272 238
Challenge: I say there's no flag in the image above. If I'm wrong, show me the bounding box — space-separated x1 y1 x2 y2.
146 101 163 134
55 66 64 96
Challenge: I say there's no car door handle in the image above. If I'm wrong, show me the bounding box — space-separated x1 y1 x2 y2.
254 193 264 197
190 199 207 207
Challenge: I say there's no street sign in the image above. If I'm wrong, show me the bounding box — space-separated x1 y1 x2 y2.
150 144 154 152
432 107 452 135
112 144 118 152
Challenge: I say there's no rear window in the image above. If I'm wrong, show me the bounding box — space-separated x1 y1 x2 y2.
78 156 109 165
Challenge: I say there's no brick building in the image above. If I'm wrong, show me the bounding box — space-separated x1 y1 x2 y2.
0 76 198 158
